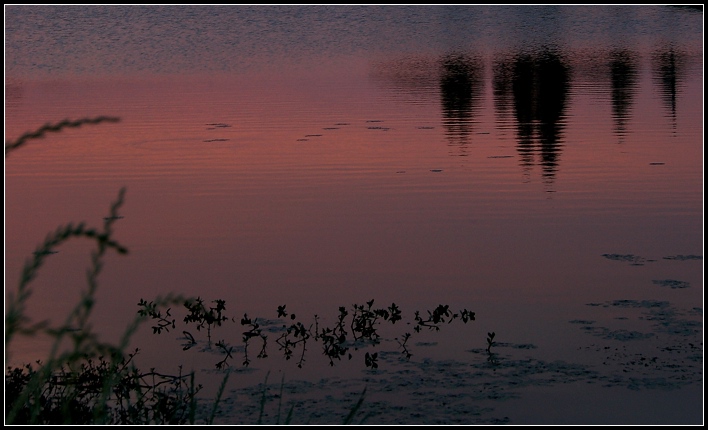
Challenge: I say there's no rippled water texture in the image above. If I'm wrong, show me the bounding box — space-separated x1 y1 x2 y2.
4 5 703 424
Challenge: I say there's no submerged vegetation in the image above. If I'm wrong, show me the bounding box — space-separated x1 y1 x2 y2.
4 120 482 425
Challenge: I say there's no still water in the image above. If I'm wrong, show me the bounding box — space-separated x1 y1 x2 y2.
4 5 703 424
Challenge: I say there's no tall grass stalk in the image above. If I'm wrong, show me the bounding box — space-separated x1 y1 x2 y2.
276 373 285 425
343 387 367 425
207 370 231 425
5 119 197 424
257 371 270 424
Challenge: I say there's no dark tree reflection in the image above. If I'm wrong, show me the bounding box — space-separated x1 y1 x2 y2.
492 59 515 130
493 48 571 185
439 53 484 154
609 49 639 143
652 46 686 132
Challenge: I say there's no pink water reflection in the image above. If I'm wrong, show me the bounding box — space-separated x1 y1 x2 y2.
5 46 702 423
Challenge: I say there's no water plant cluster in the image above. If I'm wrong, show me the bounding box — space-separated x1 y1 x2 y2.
138 298 477 371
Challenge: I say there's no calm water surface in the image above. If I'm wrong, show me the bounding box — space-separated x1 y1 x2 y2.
4 5 703 424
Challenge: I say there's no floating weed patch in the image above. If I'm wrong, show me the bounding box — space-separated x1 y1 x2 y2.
652 279 691 289
606 299 670 309
572 298 702 392
216 339 675 424
580 327 655 341
505 343 537 350
569 319 596 325
201 364 255 376
663 254 702 261
413 341 438 347
581 299 701 337
601 253 701 265
601 253 656 265
204 301 700 424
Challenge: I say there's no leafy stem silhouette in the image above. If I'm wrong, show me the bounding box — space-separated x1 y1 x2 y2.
142 300 479 370
182 298 228 345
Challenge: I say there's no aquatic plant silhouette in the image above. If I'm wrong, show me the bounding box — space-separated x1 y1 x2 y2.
486 331 496 353
183 298 228 344
137 298 176 334
141 299 479 371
